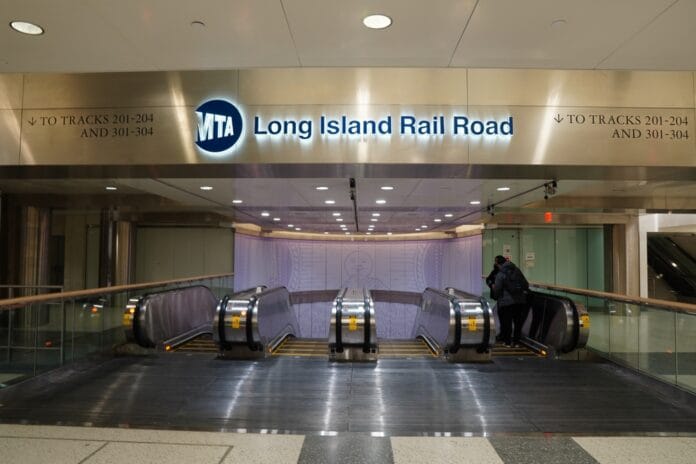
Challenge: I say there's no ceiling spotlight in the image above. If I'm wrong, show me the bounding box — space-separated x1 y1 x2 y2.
288 224 294 228
105 186 117 191
200 186 213 191
295 228 301 231
372 213 381 217
324 200 335 205
371 218 378 222
232 199 243 204
415 228 421 232
345 232 350 235
367 232 372 235
470 201 481 205
434 218 442 222
497 187 510 192
324 232 329 235
261 211 270 217
363 14 392 29
421 225 428 229
336 218 343 222
273 217 280 221
387 232 393 236
380 186 394 191
444 213 453 218
332 212 341 216
315 186 329 190
375 199 386 204
10 21 44 35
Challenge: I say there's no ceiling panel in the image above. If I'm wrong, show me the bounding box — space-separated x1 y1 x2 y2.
0 0 152 72
283 0 476 66
88 0 299 69
450 0 674 69
600 0 696 70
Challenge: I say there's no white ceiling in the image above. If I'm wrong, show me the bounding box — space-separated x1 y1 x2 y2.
1 0 695 72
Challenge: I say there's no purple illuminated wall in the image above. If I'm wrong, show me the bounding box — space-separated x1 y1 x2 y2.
234 234 482 338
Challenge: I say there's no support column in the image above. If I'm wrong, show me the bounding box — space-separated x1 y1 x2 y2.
606 217 640 297
98 209 135 287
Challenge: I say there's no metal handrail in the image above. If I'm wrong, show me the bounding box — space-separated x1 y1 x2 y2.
528 280 696 315
0 273 234 309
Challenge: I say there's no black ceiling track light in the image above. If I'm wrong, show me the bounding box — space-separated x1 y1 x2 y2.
349 177 359 232
429 179 559 230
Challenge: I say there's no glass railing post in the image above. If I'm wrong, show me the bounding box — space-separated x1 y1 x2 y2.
60 299 66 366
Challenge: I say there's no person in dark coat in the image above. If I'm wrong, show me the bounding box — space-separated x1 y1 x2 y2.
491 255 530 347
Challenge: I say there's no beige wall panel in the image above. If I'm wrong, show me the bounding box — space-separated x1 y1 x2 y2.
0 109 21 165
0 74 23 109
239 68 468 105
136 227 233 283
22 71 238 109
468 69 695 108
468 106 696 166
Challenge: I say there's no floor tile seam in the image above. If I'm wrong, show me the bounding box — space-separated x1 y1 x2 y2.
0 434 239 447
77 441 109 464
216 446 234 464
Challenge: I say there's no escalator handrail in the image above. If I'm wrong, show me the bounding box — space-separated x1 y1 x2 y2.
363 292 372 353
217 294 230 349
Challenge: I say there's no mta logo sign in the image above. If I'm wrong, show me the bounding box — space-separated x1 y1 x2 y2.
195 99 243 154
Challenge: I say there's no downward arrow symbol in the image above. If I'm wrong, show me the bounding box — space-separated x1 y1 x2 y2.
553 114 564 123
28 117 36 126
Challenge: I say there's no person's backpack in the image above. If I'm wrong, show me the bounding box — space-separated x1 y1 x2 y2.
503 265 530 303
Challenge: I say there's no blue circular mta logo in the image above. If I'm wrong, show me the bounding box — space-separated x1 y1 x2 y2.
195 99 243 154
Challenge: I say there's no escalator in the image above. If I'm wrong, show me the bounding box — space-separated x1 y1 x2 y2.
123 285 219 351
648 234 696 301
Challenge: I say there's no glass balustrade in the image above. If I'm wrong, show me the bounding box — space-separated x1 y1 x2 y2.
0 274 233 388
534 284 695 394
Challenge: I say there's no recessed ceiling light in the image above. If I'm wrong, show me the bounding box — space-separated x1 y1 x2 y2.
324 232 329 235
380 186 394 191
421 225 428 229
10 21 44 35
332 212 341 217
232 199 243 204
550 18 567 29
370 218 378 222
470 201 481 205
444 213 453 217
273 217 280 221
325 200 335 205
200 186 213 191
105 186 117 191
375 199 386 204
363 14 392 30
288 224 294 228
497 187 511 191
316 186 329 191
434 218 442 222
367 232 372 235
336 218 343 222
345 232 350 235
261 211 270 217
372 213 381 217
415 228 421 232
295 228 301 231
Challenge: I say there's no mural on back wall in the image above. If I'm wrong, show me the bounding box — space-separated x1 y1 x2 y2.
234 234 482 338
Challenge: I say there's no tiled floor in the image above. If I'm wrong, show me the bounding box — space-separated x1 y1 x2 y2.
2 425 696 464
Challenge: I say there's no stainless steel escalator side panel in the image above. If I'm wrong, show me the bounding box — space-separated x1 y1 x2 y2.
412 288 456 355
329 288 377 361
